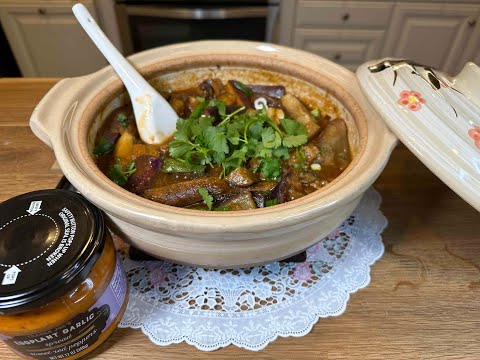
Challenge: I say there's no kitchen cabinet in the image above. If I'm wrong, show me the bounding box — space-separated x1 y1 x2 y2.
293 29 386 71
0 1 107 77
383 3 480 74
279 0 480 74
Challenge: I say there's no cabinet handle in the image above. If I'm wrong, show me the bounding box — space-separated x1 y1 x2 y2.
334 53 342 61
468 19 477 27
37 8 47 15
341 13 350 21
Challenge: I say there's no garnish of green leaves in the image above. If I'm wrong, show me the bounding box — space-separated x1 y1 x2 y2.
198 188 213 210
93 137 115 156
168 99 308 180
117 113 130 127
108 160 136 186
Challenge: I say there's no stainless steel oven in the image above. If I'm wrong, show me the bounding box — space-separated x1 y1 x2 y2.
115 0 280 55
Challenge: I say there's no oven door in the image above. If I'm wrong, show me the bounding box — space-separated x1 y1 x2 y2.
116 4 279 54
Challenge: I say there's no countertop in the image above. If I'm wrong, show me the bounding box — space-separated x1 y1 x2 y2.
1 78 479 359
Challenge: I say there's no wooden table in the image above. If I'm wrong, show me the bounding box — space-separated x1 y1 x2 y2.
1 78 479 359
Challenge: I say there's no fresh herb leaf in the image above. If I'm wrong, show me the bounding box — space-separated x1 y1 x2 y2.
265 198 279 207
117 113 130 127
93 137 115 156
280 118 308 136
283 134 308 148
231 80 253 97
108 160 136 186
174 119 192 142
244 118 263 142
261 158 281 180
168 140 194 158
222 147 248 172
262 127 282 149
204 126 229 154
279 118 308 148
226 123 241 145
257 147 273 159
198 188 213 210
273 147 290 160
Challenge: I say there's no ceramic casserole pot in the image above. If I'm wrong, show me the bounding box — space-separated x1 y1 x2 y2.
30 41 396 267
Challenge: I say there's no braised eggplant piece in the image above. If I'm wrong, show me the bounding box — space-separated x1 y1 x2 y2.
143 177 231 207
126 155 162 194
248 85 285 99
280 94 321 138
313 118 351 179
93 78 353 211
226 167 256 187
251 191 267 208
216 192 257 211
271 169 291 204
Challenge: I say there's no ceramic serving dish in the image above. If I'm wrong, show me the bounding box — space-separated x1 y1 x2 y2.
30 41 396 267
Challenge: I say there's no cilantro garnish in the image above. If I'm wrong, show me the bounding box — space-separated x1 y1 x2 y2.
117 113 130 127
167 101 308 180
108 160 136 186
279 118 308 148
198 188 213 210
93 137 115 156
260 158 281 181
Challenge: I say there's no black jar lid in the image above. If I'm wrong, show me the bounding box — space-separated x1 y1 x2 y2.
0 190 105 314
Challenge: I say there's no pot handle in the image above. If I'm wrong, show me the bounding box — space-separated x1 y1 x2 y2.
30 78 79 148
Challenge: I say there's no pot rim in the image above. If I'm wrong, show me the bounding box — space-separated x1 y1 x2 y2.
38 41 396 232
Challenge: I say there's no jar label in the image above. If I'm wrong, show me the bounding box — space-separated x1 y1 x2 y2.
2 255 127 359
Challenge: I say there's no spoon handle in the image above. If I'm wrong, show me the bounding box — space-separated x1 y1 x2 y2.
72 4 153 96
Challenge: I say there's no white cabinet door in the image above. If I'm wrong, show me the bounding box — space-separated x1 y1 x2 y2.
0 2 107 77
294 29 385 71
383 3 480 74
454 14 480 74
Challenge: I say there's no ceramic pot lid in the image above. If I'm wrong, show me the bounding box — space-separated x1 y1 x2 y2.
357 59 480 212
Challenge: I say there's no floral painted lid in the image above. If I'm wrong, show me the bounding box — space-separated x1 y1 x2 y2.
357 59 480 212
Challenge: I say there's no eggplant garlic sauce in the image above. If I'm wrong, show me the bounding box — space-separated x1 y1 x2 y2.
93 79 352 211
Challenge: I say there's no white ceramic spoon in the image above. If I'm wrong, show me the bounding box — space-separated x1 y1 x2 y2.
72 3 177 144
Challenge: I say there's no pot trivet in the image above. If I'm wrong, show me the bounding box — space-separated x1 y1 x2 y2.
116 187 386 351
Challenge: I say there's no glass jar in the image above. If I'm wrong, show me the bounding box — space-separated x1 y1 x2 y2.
0 190 128 359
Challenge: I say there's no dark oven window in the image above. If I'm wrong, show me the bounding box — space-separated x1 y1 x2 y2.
116 1 278 54
129 16 267 52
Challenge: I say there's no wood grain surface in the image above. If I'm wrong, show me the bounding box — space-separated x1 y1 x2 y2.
0 79 479 359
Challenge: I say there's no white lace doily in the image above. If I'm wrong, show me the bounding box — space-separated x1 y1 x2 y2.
117 187 386 351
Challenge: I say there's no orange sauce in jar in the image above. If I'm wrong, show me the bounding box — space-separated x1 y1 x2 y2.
0 190 128 359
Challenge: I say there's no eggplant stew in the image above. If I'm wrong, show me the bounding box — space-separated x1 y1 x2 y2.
93 79 352 211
